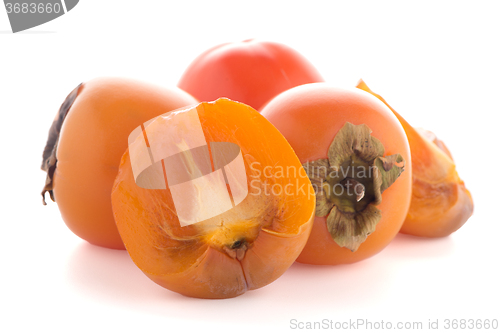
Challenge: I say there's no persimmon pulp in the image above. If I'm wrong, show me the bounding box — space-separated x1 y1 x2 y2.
111 98 315 298
356 80 473 237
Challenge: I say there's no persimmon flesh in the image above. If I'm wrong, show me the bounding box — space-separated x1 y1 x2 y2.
261 84 412 265
42 78 198 250
356 80 473 237
111 98 315 298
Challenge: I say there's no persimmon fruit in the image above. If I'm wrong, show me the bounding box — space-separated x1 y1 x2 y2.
41 77 198 250
111 98 315 298
178 39 324 111
356 80 473 237
261 83 412 265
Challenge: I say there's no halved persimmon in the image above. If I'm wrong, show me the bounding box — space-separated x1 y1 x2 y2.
42 77 198 250
356 80 473 237
261 83 412 265
111 98 315 298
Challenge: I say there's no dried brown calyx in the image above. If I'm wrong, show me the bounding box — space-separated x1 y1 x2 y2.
41 83 83 205
303 122 405 251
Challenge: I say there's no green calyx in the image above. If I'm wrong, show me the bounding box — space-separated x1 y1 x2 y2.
303 122 405 252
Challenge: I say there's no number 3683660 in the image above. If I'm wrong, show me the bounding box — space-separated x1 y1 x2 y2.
5 2 62 14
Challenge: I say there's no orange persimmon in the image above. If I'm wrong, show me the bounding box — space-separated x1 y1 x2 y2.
41 77 198 250
356 80 473 237
261 83 412 265
111 98 315 298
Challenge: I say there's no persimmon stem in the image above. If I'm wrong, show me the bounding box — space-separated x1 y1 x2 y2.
340 178 365 202
303 122 405 251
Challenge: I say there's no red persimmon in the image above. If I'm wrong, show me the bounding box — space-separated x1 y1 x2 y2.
178 39 324 111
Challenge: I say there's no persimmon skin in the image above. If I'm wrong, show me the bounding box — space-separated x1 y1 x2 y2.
53 78 197 250
261 84 412 265
111 99 315 298
356 80 473 237
392 122 473 237
178 39 324 111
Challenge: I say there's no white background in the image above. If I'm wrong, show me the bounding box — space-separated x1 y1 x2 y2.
1 1 499 332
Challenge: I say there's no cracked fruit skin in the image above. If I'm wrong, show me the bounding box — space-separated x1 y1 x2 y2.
356 80 473 237
42 78 197 250
111 98 315 298
178 39 324 111
261 84 412 265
